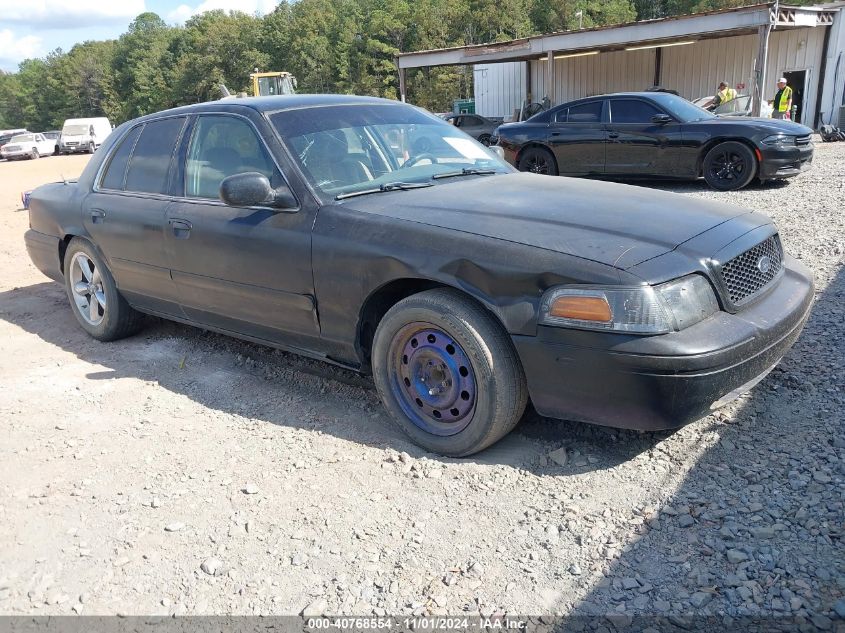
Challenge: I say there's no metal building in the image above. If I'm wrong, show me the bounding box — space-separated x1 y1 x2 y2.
397 2 845 128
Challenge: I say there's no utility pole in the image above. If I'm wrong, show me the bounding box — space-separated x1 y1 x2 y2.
752 0 777 117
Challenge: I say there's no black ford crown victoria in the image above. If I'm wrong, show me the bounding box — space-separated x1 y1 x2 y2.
25 95 814 456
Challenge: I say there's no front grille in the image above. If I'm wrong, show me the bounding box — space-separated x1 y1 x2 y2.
796 135 811 146
719 234 783 306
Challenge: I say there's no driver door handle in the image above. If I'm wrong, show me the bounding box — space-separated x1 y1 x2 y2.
168 218 192 239
90 209 106 223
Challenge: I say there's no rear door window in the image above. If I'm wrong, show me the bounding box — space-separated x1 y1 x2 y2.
185 115 279 199
100 126 142 190
610 99 663 124
125 117 186 194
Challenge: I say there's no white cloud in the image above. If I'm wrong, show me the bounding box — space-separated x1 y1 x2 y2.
0 0 146 29
166 0 278 24
0 29 44 68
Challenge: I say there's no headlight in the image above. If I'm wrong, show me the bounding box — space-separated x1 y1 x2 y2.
762 134 796 146
540 274 719 334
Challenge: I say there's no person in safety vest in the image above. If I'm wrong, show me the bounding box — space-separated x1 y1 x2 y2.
703 82 737 112
769 78 793 120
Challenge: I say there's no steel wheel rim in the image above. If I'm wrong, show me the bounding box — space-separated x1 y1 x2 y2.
388 323 477 436
70 252 106 326
710 151 746 183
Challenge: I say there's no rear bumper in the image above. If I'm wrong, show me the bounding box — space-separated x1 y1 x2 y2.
758 143 813 179
24 229 63 283
513 256 814 431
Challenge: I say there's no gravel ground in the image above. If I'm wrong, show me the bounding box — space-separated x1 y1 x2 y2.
0 143 842 629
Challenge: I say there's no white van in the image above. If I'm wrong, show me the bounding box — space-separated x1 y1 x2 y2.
59 117 112 155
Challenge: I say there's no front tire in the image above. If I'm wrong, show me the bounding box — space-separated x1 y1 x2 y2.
30 148 39 159
63 238 144 341
88 142 96 154
478 133 492 147
372 288 528 456
703 141 757 191
517 146 557 175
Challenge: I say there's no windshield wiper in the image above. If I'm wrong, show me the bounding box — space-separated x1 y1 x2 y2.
432 168 498 180
335 181 433 200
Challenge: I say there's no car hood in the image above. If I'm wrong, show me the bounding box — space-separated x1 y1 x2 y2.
340 172 766 270
697 116 813 135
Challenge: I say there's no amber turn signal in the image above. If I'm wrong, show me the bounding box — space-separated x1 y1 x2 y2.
549 295 612 322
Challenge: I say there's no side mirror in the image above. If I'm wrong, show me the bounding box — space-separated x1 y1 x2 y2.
651 113 673 125
219 172 297 211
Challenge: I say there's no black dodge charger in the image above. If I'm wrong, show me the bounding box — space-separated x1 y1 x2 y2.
496 92 814 190
25 95 814 456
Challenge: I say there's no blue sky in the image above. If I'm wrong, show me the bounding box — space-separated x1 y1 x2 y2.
0 0 279 71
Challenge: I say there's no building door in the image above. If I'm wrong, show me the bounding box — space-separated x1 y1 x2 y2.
782 70 806 123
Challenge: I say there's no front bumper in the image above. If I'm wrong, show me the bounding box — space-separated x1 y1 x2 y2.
513 256 814 431
758 143 814 179
1 148 30 160
24 229 63 283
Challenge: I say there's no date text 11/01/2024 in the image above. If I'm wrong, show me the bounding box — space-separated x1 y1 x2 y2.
307 617 527 630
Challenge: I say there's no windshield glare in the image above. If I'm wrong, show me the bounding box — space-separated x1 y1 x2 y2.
651 94 716 122
11 134 34 143
62 125 89 136
270 104 511 197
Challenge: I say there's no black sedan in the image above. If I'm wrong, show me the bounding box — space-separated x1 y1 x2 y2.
25 95 813 456
496 92 814 190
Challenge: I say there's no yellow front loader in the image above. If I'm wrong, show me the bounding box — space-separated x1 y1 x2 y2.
250 71 297 97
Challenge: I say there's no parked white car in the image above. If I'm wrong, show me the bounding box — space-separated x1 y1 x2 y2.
0 133 56 160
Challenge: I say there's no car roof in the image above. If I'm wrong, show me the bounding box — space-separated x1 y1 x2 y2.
134 94 402 123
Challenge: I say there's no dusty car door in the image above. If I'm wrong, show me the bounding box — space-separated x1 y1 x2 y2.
605 98 689 177
83 116 186 315
164 113 319 343
547 100 607 175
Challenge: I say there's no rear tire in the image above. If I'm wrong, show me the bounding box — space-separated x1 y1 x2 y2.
478 133 492 146
703 141 757 191
517 146 557 175
63 237 145 341
372 288 528 456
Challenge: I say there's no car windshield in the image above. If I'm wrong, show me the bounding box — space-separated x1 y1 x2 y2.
10 134 34 143
650 93 717 122
269 103 511 198
63 124 89 136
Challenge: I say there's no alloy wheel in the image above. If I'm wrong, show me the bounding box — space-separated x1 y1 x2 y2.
709 150 746 184
69 252 106 326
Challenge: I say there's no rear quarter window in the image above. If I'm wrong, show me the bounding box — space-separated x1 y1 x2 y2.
100 126 142 190
125 117 186 194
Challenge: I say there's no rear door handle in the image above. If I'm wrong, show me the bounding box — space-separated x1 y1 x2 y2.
608 132 620 139
90 209 106 223
168 218 192 239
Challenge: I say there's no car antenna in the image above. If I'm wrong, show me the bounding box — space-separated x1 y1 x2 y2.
61 173 67 185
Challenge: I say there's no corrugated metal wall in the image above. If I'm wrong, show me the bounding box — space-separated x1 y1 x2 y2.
472 62 527 118
528 49 656 103
471 26 828 121
661 27 826 118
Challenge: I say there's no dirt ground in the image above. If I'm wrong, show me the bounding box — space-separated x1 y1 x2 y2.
0 149 842 624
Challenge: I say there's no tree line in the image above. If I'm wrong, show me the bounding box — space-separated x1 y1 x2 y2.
0 0 814 131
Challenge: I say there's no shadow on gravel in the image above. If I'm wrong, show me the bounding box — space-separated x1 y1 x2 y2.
0 281 667 473
565 263 844 630
611 177 792 194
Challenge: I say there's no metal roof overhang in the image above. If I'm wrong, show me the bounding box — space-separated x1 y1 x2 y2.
396 3 835 69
